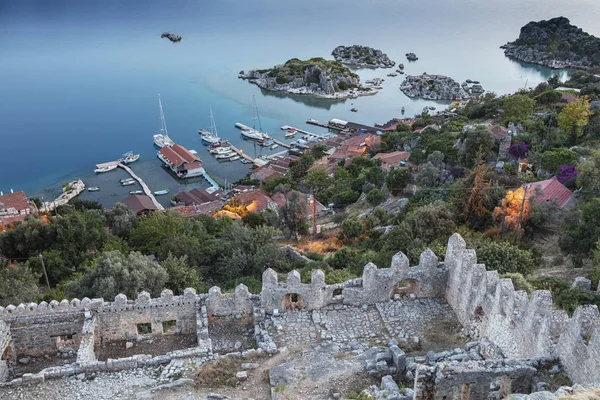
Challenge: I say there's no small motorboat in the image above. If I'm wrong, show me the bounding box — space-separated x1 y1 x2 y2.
215 152 234 159
230 155 240 161
88 187 100 192
285 131 296 138
118 152 140 164
121 181 136 186
263 140 274 146
351 108 358 112
94 165 118 174
129 190 143 194
387 73 398 77
270 144 279 150
120 178 135 183
241 159 248 164
154 189 169 196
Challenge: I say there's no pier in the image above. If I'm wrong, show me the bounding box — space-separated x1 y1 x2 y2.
306 119 344 131
200 168 220 190
284 125 329 140
41 179 85 212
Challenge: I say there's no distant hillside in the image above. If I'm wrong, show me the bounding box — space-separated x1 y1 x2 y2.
501 17 600 69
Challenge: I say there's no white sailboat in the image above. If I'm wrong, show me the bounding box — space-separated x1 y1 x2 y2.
240 96 268 141
198 106 220 145
153 94 175 148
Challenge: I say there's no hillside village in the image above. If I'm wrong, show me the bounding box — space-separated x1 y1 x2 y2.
2 69 600 398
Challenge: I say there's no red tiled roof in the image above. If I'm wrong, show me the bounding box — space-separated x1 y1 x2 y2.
252 167 281 183
0 191 29 212
235 190 274 213
122 195 159 214
176 188 224 206
0 214 26 230
526 177 573 208
171 200 224 217
159 144 201 168
372 151 410 170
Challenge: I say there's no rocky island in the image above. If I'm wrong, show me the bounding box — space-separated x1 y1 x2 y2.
239 57 378 99
400 73 484 100
501 17 600 69
161 32 182 42
331 45 395 68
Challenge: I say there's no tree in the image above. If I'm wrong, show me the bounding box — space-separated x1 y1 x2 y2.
540 148 578 173
366 189 386 207
493 187 530 234
478 242 534 275
162 253 202 295
327 247 365 274
302 167 331 193
557 96 592 144
559 199 600 255
66 251 169 299
426 151 445 169
548 74 561 88
310 144 328 160
51 209 107 268
288 154 314 180
576 150 600 196
262 176 296 194
104 203 138 238
459 125 495 167
242 212 267 228
277 190 308 240
452 155 493 230
416 162 443 187
386 168 411 196
535 90 562 105
0 260 41 307
0 215 52 259
341 216 363 240
503 94 535 123
129 211 184 255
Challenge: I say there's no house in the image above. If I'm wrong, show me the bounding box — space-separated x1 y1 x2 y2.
122 195 159 215
372 151 410 170
526 176 574 208
250 154 300 184
0 191 32 230
329 133 381 162
175 188 224 206
158 144 203 178
232 190 276 213
171 200 225 218
251 165 282 184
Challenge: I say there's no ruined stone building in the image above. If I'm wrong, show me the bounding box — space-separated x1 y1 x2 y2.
0 233 599 399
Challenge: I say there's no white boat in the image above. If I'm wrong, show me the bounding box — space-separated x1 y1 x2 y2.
215 152 234 159
199 106 220 144
285 130 296 138
230 155 240 161
88 187 100 192
153 94 175 148
121 181 136 186
118 152 140 164
241 128 265 140
270 144 279 150
94 165 118 173
129 190 143 194
241 159 248 164
120 178 135 183
209 146 232 155
154 190 169 196
235 96 269 141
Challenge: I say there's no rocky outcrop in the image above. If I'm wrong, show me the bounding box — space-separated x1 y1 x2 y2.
332 45 395 68
239 57 378 99
400 74 483 100
161 32 181 43
406 53 418 61
501 17 600 69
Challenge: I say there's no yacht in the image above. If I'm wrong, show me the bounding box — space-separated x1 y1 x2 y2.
215 151 234 159
229 155 240 161
209 146 232 155
198 106 220 144
154 190 169 196
94 165 118 173
153 94 175 148
236 96 269 141
88 187 100 192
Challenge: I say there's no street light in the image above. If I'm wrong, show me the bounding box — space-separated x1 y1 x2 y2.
308 194 316 241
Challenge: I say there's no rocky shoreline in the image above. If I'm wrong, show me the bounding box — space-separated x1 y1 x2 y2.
239 58 378 99
501 17 600 69
161 32 181 43
399 74 484 100
332 45 395 68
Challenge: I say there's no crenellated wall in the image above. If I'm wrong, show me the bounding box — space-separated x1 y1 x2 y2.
0 321 12 382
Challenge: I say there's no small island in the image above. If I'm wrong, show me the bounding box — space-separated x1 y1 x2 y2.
239 57 378 99
400 73 484 100
161 32 182 43
331 45 395 68
501 17 600 69
406 53 418 61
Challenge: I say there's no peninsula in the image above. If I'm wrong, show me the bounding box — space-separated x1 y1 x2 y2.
239 57 378 99
400 73 483 100
501 17 600 69
331 45 395 68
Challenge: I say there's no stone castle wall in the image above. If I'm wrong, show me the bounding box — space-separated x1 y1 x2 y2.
0 234 599 386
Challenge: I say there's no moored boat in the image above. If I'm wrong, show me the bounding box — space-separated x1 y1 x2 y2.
199 106 220 144
154 189 169 196
270 144 279 150
209 146 232 155
88 187 100 192
121 181 136 186
153 94 175 148
129 190 143 194
230 155 240 161
94 165 118 173
119 152 140 164
215 152 234 159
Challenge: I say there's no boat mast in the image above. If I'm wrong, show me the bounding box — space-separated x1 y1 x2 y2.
209 106 219 138
253 95 263 133
158 93 169 139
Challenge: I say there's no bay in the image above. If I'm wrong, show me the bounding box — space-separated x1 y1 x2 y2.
0 0 598 207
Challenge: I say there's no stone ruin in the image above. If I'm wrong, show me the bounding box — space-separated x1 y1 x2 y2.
0 233 599 399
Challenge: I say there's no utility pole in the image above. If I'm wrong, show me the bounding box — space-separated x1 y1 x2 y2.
38 254 51 291
514 185 529 244
309 194 316 241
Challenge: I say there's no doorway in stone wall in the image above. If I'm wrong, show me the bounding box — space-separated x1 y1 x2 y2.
391 279 420 298
282 293 304 311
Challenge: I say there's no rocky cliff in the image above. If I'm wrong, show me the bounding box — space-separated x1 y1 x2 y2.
501 17 600 69
400 74 482 100
239 58 377 99
332 45 395 68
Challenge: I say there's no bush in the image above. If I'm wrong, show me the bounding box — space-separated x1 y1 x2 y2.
337 81 348 91
500 273 534 295
477 242 535 275
341 216 363 240
366 189 386 206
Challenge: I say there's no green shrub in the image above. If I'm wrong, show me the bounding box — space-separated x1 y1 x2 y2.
500 273 534 295
477 242 535 275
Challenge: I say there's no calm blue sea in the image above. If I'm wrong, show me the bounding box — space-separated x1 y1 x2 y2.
1 0 598 207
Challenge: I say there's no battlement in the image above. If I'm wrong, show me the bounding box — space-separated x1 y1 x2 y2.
1 233 599 386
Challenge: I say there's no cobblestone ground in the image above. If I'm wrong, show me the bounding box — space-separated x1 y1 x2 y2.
319 304 389 344
268 311 319 349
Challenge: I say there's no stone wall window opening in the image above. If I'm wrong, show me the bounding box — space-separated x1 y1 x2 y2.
136 322 152 336
474 306 485 322
283 293 304 311
162 320 177 335
333 288 343 297
392 279 420 297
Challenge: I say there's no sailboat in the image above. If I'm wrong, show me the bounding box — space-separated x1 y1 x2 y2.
240 96 268 141
198 106 220 145
153 94 175 148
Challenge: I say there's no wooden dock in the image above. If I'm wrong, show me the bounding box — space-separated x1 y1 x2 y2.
306 119 344 131
117 163 165 211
